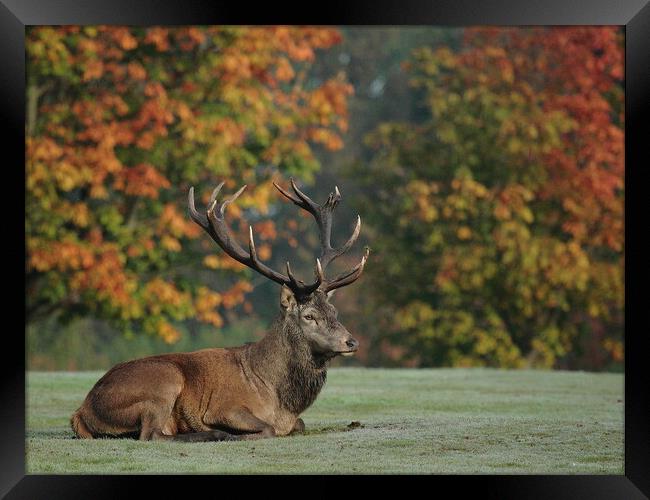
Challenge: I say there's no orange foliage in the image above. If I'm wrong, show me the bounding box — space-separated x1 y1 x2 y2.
358 27 623 369
462 27 624 252
26 26 350 342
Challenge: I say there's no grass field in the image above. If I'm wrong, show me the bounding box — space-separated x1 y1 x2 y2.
26 368 623 474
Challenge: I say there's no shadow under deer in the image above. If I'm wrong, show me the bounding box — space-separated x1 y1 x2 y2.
70 178 369 442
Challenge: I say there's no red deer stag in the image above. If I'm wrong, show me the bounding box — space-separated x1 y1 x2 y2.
70 179 369 441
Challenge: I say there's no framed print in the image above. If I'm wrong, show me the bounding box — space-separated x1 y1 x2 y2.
4 0 649 497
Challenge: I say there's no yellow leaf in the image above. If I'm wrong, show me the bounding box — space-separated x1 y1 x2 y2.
203 255 220 269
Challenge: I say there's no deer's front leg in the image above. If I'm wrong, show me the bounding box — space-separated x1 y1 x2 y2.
218 408 277 440
290 418 305 435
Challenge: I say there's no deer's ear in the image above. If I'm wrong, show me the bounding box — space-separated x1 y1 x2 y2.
326 289 337 300
280 285 298 312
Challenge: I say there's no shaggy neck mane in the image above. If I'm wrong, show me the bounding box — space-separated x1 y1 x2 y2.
249 315 328 415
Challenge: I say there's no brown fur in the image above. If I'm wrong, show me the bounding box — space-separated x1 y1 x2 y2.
71 289 357 442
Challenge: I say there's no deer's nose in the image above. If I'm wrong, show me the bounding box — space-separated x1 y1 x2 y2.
346 338 359 350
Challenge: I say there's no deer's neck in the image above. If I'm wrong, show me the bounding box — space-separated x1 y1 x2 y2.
248 317 328 415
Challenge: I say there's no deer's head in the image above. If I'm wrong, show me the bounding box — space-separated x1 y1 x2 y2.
188 178 368 358
280 287 358 357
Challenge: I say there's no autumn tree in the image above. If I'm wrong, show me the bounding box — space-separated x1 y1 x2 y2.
26 26 352 342
352 27 624 369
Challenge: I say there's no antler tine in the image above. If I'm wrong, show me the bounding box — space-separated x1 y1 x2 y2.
287 261 322 295
326 253 365 283
285 261 299 287
273 181 305 208
322 247 370 293
320 215 361 268
219 184 247 218
188 186 210 230
341 215 362 251
248 225 260 265
315 258 325 281
290 178 318 210
325 185 342 209
209 182 225 205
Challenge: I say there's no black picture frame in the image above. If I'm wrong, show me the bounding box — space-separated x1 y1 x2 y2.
5 0 649 497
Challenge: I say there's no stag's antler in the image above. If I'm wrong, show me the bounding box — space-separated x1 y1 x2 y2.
188 179 368 299
273 178 369 293
189 182 324 299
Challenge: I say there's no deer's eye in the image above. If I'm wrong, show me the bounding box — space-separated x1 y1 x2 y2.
304 314 315 321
